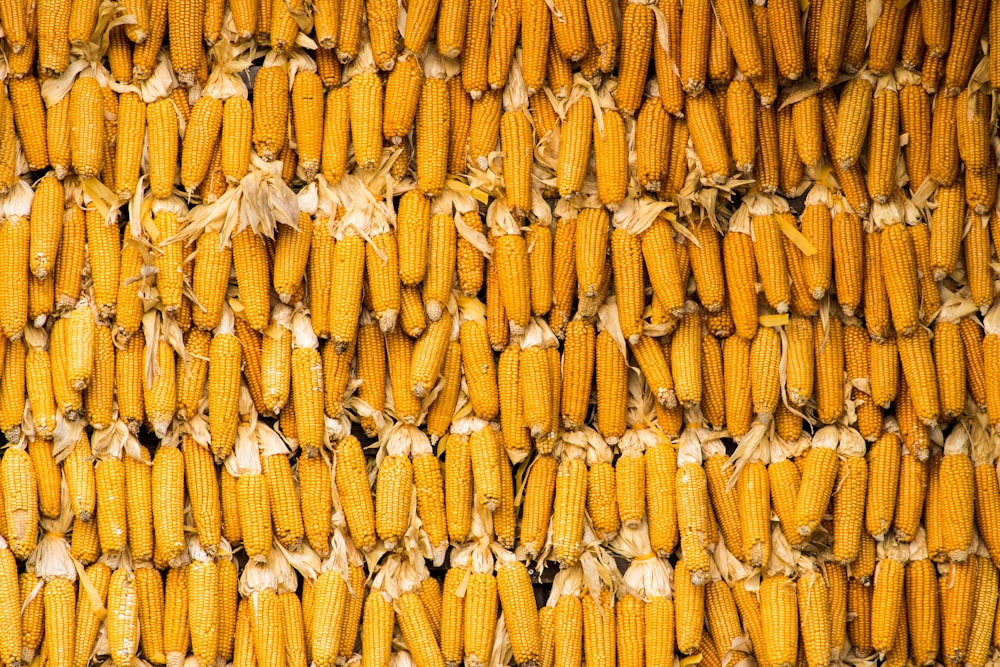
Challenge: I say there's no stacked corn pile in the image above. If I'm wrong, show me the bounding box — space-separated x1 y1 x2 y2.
0 0 998 667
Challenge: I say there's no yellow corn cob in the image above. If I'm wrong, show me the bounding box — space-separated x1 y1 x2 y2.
132 566 165 664
941 558 977 662
355 324 386 437
676 0 710 94
716 0 764 77
643 437 677 557
553 590 582 667
774 104 804 200
609 1 654 112
334 435 376 550
899 83 931 192
931 93 959 186
738 460 771 567
123 445 154 564
612 228 645 343
396 592 445 667
337 564 365 663
463 572 497 667
443 431 473 545
750 326 781 423
760 576 798 667
0 441 29 546
412 448 447 562
189 231 231 331
748 214 789 314
347 67 385 169
322 336 354 419
863 431 901 541
411 311 452 399
779 100 813 181
415 76 449 197
426 342 465 441
295 453 331 557
877 222 921 338
145 98 179 198
686 223 725 312
476 0 517 87
262 449 304 551
551 452 588 567
14 571 43 667
386 326 422 423
468 89 501 170
926 183 966 282
521 453 556 558
491 559 539 667
186 554 220 667
673 560 704 655
770 454 803 546
797 566 831 667
932 318 964 420
942 0 988 95
179 96 223 192
635 98 674 190
325 231 367 352
419 213 455 324
614 595 645 667
891 438 925 544
687 92 731 184
557 95 593 197
941 437 974 561
69 561 110 667
903 554 938 664
43 577 77 667
791 433 837 537
798 206 832 304
967 556 998 667
867 0 907 74
897 327 939 426
722 336 752 438
311 571 349 667
722 230 758 340
249 66 288 161
7 78 48 172
587 457 619 540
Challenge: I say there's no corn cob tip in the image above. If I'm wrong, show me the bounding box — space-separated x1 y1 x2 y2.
658 388 678 409
426 301 443 322
126 417 142 435
378 311 398 333
153 420 170 439
684 80 705 96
